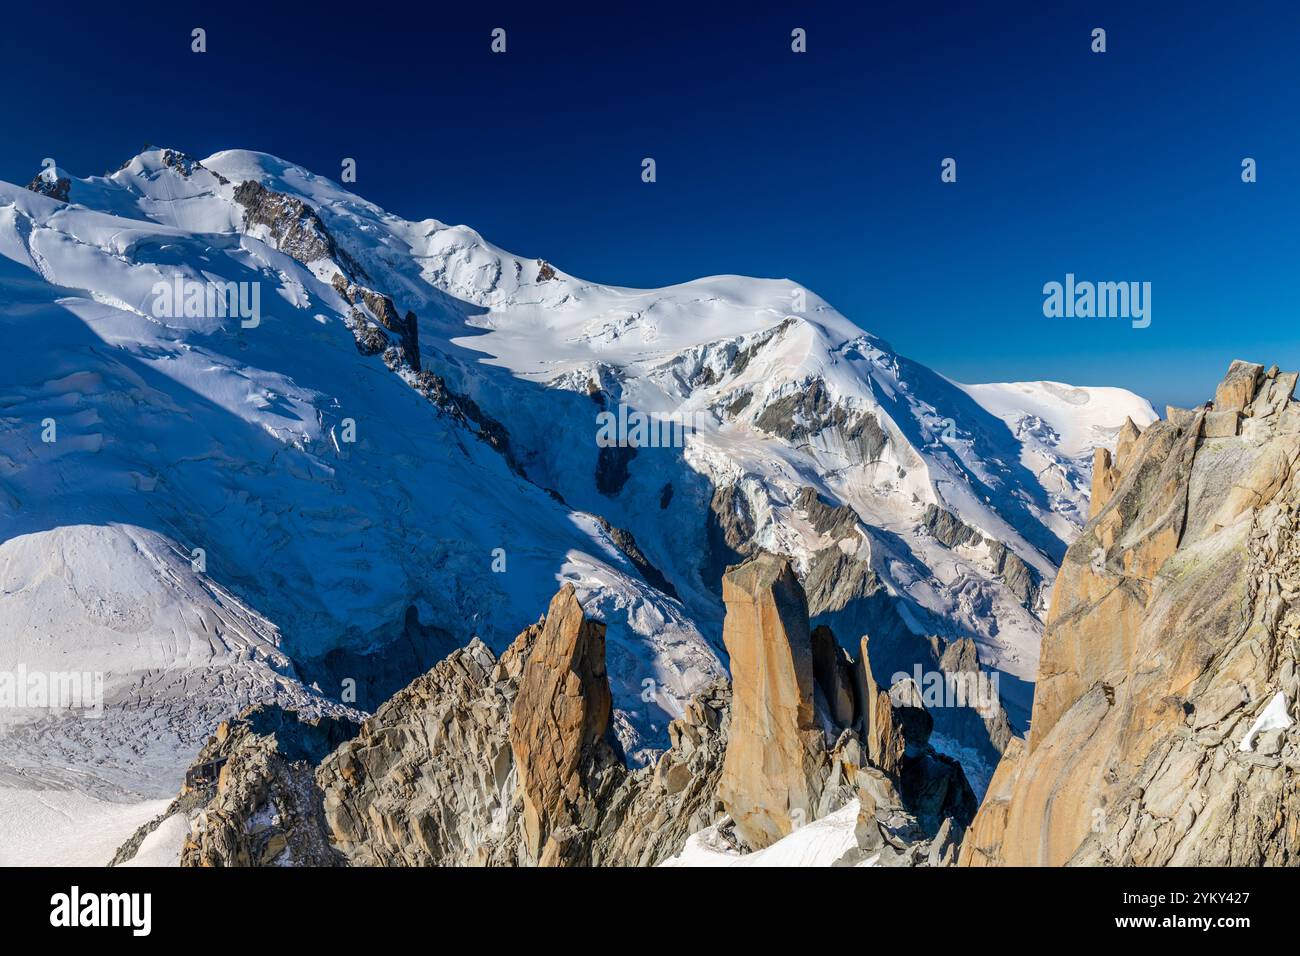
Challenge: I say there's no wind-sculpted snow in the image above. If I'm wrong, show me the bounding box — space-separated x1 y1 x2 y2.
0 149 1154 852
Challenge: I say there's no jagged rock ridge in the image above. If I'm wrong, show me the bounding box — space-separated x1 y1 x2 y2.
119 558 980 867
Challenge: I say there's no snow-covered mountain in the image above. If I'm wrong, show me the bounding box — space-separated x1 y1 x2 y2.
0 149 1154 859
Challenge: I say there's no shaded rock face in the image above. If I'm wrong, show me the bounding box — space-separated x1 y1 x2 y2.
809 546 1014 785
830 766 963 867
921 503 982 549
730 316 795 379
797 499 1016 783
961 360 1300 867
796 486 861 540
940 637 1014 755
329 272 421 371
898 745 979 836
596 443 637 497
859 635 905 775
812 624 856 726
410 369 518 468
296 607 459 713
594 516 679 599
315 636 526 866
592 681 731 866
703 482 757 589
987 541 1038 606
804 545 910 648
717 554 829 848
856 638 980 833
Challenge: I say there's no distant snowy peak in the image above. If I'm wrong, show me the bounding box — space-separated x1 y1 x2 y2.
959 380 1158 460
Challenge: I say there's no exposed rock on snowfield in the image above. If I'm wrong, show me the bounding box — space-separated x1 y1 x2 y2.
921 503 1041 606
329 273 422 371
234 178 364 282
26 170 71 203
961 361 1300 866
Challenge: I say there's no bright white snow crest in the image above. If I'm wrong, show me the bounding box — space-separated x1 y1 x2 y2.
661 801 867 868
0 148 1155 864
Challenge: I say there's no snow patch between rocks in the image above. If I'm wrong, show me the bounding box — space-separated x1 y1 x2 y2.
1238 691 1293 752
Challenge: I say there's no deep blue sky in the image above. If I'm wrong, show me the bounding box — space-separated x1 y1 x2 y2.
3 1 1297 408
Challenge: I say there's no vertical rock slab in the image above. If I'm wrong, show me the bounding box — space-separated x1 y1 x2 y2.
961 360 1300 866
858 634 903 775
955 737 1025 867
718 554 827 848
508 584 614 866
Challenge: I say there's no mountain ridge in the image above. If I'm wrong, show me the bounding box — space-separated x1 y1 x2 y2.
0 147 1152 862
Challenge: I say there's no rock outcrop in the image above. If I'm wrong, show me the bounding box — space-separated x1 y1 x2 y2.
25 171 71 203
960 360 1300 866
125 584 733 867
330 273 421 371
716 553 978 852
593 680 731 865
315 586 640 867
755 378 889 461
113 704 362 867
922 503 1042 606
802 506 1018 784
234 179 364 279
315 634 527 866
509 585 618 865
812 624 857 727
718 554 829 848
856 639 979 832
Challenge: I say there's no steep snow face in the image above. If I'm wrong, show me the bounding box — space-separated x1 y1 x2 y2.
0 148 1152 815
